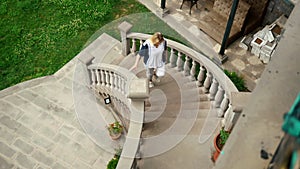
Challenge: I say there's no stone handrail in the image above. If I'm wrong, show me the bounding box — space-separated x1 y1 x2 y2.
87 63 148 169
126 32 239 120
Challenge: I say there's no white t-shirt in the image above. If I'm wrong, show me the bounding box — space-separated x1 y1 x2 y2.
145 40 164 68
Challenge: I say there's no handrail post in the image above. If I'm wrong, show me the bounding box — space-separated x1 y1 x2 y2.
118 21 133 56
157 0 169 17
215 0 239 64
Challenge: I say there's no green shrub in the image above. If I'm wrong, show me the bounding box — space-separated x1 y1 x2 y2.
107 157 119 169
220 128 230 145
107 147 122 169
224 70 247 91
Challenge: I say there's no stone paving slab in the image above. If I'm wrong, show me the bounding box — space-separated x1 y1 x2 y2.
0 35 124 169
0 83 113 169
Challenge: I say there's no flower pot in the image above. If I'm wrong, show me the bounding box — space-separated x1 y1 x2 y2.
213 133 221 162
107 121 123 140
109 132 122 140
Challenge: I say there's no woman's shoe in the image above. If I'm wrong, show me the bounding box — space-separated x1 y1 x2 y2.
149 81 154 88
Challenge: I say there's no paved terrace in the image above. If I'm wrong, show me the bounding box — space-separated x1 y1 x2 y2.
0 38 122 168
140 0 266 91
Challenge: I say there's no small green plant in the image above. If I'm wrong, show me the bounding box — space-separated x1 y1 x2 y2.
224 70 247 91
107 147 122 169
107 121 123 135
107 158 119 169
220 128 230 146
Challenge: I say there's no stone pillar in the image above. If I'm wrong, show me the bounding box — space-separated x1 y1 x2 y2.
203 72 212 93
218 93 229 117
90 69 96 86
223 92 251 131
170 48 176 68
131 38 137 53
105 70 110 87
190 60 197 81
128 79 149 124
128 79 149 101
110 71 114 89
183 56 191 76
209 78 219 100
95 69 100 86
177 52 183 71
100 69 105 86
214 86 225 108
118 21 133 56
197 66 206 87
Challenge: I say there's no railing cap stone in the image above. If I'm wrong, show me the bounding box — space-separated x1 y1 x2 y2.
118 21 133 33
231 92 251 113
128 79 149 99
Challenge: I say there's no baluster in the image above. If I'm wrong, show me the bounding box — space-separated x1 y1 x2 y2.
113 73 118 90
139 39 143 46
203 72 212 93
105 70 110 87
116 75 121 91
164 49 169 64
177 52 183 71
131 38 136 53
90 69 96 86
118 75 122 92
218 93 229 117
95 69 100 86
214 86 225 108
197 66 206 87
209 78 219 100
170 48 176 68
183 56 191 76
190 60 197 81
223 105 233 131
110 71 114 89
100 69 105 86
122 78 126 94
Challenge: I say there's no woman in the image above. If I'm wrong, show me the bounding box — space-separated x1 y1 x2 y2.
129 32 167 88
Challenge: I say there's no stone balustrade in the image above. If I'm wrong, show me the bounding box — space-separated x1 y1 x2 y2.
83 21 242 169
88 63 148 169
119 21 239 129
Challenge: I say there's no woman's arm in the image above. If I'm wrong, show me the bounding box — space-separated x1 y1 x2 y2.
129 42 149 71
129 54 141 71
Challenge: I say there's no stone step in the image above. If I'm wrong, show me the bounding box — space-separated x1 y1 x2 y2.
91 33 122 64
145 100 211 112
140 131 214 169
144 105 210 120
93 34 214 169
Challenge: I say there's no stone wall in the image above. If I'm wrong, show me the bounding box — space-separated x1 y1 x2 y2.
263 0 294 25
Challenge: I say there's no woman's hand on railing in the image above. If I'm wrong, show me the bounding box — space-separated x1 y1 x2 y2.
129 64 138 71
129 54 141 71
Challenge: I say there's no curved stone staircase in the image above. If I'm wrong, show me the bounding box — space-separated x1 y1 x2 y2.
91 33 216 169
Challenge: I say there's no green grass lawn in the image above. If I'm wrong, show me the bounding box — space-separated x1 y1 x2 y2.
0 0 191 91
0 0 149 90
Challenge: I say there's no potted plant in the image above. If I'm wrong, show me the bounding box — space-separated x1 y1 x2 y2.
213 128 230 162
107 121 123 140
107 147 122 169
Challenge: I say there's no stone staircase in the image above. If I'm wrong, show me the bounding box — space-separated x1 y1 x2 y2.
92 33 216 168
